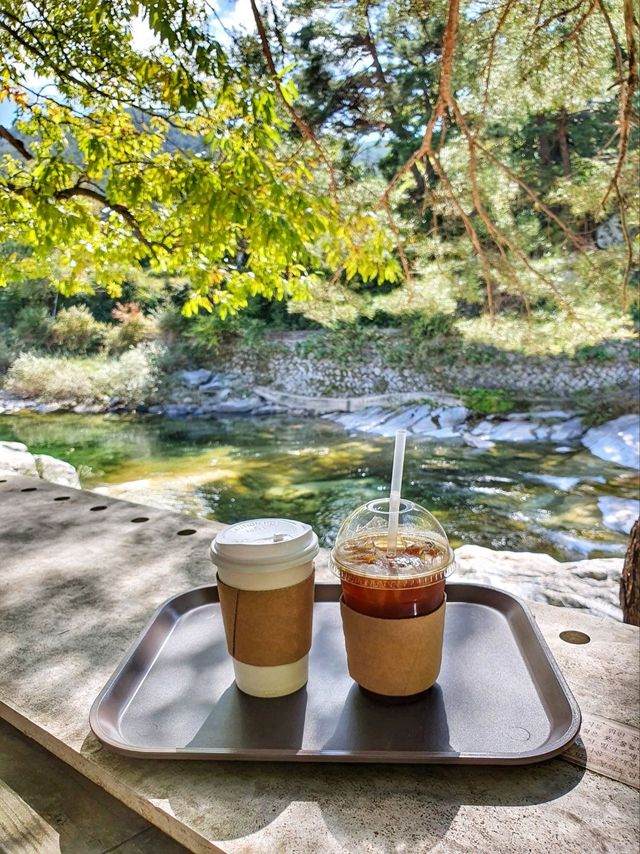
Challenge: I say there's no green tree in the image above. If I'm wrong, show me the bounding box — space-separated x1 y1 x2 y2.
277 0 638 321
0 0 637 328
0 0 400 316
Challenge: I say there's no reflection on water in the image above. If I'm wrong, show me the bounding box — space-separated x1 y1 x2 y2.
0 412 636 560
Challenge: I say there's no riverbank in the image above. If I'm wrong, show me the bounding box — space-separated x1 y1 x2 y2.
1 331 638 418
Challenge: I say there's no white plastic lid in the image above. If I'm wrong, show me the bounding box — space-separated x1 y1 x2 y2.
210 518 319 572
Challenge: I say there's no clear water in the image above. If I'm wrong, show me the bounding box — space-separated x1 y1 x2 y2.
1 412 637 559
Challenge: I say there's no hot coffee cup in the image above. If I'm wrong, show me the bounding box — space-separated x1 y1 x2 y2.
210 518 319 698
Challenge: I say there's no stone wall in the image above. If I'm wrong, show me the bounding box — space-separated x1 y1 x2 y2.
229 335 639 400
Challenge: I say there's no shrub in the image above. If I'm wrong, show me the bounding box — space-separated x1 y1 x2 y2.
400 311 456 340
571 344 615 364
5 352 95 401
5 344 165 405
458 387 517 415
105 302 158 353
50 306 107 354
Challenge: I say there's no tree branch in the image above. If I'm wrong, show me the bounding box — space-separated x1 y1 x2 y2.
248 0 338 201
597 0 637 206
0 125 34 160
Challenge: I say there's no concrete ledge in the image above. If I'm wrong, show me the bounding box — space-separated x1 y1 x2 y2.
254 387 461 414
1 475 638 853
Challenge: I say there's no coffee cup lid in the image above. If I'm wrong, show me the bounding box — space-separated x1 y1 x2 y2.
210 518 319 572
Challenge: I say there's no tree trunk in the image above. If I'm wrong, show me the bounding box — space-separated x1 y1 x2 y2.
620 519 640 626
535 115 552 165
558 108 571 176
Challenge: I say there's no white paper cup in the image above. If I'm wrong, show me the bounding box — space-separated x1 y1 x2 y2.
210 519 319 698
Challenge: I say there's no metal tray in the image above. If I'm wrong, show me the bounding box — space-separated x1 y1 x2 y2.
90 583 580 764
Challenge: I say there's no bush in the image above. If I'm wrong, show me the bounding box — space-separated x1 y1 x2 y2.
5 344 164 405
400 311 456 340
458 387 517 415
50 306 107 354
571 344 615 364
104 302 158 354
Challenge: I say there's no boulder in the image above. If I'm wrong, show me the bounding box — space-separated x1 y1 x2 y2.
597 496 640 535
34 454 81 488
211 396 263 414
177 369 212 387
374 405 430 436
549 417 584 442
470 420 494 437
164 404 197 418
435 405 470 428
34 402 68 414
485 421 539 442
0 441 38 477
411 416 440 436
455 544 623 620
462 432 495 449
582 414 640 470
529 409 577 420
199 379 229 394
528 473 581 491
334 407 385 431
0 441 81 488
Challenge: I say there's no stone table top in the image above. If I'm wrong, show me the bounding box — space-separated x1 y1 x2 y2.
1 474 638 853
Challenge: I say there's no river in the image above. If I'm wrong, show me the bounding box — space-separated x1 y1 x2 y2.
1 412 636 560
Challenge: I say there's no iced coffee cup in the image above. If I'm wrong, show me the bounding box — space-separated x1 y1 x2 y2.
210 518 319 698
331 431 456 698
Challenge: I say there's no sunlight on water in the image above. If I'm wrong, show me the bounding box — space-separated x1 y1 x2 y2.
1 412 636 559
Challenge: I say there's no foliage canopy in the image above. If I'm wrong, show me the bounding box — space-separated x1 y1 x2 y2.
0 0 637 324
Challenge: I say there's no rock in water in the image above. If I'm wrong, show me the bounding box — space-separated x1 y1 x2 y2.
34 454 81 488
434 405 470 428
598 496 640 535
462 432 496 449
528 473 581 491
549 417 584 442
582 414 640 470
485 421 539 442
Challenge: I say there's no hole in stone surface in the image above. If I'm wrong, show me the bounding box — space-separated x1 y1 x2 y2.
131 517 149 523
54 496 71 501
21 487 38 492
89 505 108 512
0 479 7 483
177 528 197 536
559 630 591 645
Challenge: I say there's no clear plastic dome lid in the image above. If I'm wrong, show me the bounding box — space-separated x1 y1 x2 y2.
330 498 456 587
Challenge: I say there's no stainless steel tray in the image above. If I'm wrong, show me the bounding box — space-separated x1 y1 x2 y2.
90 583 580 764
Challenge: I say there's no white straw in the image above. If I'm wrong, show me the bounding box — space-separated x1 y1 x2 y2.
387 429 407 555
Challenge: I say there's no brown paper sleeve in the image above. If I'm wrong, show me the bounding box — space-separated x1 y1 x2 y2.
217 572 314 666
340 597 446 696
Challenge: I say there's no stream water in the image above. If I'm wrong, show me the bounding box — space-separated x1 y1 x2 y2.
1 412 637 560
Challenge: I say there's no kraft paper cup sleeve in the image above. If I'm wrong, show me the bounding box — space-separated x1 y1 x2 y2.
217 572 314 667
340 597 446 696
